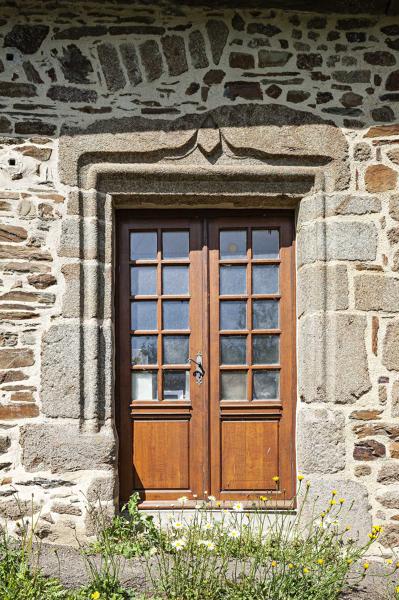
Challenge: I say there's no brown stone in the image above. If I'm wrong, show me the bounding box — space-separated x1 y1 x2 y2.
341 91 363 107
365 124 399 138
354 464 371 477
388 226 399 245
0 262 50 273
353 439 386 461
0 403 39 420
0 371 28 384
37 193 64 203
390 442 399 458
10 391 34 402
387 150 399 168
0 225 28 243
365 165 398 192
224 81 262 100
0 291 55 305
0 348 34 369
380 525 399 548
51 501 82 516
350 409 383 421
15 146 52 161
353 422 399 439
377 462 399 484
203 70 225 85
229 52 255 69
392 381 399 418
0 245 52 261
0 312 38 321
386 70 399 91
372 316 379 356
27 273 56 289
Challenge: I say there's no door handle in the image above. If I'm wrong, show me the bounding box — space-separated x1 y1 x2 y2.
189 352 205 385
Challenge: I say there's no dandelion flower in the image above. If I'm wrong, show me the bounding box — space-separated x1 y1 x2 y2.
91 593 100 600
171 538 186 551
347 559 353 565
271 561 277 568
233 502 244 512
216 501 222 507
298 474 304 481
363 563 369 570
260 495 267 502
272 476 280 483
332 490 337 496
330 499 336 506
339 498 345 504
228 529 240 539
386 559 393 565
317 559 324 566
288 563 294 569
303 568 310 574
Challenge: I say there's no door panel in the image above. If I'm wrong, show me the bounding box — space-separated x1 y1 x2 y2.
117 211 296 507
209 215 296 502
117 214 206 504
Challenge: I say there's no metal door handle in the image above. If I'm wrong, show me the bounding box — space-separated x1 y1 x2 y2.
189 352 205 385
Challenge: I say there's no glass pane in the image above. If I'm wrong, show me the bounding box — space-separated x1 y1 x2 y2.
130 232 157 260
131 335 157 365
253 371 279 400
253 300 279 329
220 230 247 259
220 266 246 295
162 231 189 259
163 266 189 295
253 265 279 295
252 335 279 364
163 300 189 330
132 371 158 400
130 266 157 296
163 335 189 364
220 336 247 365
220 301 246 330
221 372 247 400
163 371 190 400
252 229 279 259
131 301 157 330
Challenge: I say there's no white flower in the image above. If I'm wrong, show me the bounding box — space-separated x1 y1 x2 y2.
233 502 244 512
202 522 213 531
208 495 217 502
148 547 158 556
172 520 185 530
198 540 215 551
228 529 240 539
177 496 189 505
171 538 186 551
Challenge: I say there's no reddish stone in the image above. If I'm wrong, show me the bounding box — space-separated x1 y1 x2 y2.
0 348 34 369
365 165 398 193
350 409 383 421
353 439 386 460
0 225 28 243
0 403 39 420
10 391 34 403
27 273 56 289
224 81 262 100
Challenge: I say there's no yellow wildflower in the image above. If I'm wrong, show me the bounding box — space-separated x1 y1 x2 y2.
387 559 393 565
317 559 324 566
288 563 294 569
339 498 345 504
271 561 277 568
332 490 337 496
91 593 100 600
303 568 310 574
396 585 399 593
363 563 369 570
260 495 267 502
272 476 280 483
298 474 304 481
347 559 353 565
330 499 337 506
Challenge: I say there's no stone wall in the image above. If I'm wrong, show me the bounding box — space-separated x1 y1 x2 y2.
0 0 398 550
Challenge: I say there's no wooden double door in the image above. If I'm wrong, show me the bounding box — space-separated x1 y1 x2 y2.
117 210 296 507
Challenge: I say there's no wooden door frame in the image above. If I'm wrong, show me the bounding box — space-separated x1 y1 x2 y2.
116 208 296 508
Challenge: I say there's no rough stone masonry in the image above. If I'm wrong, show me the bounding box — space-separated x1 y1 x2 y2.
0 0 399 556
